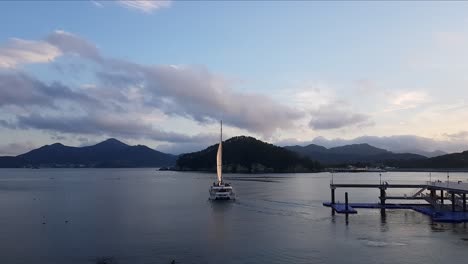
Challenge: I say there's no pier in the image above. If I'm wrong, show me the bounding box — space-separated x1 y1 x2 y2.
323 181 468 223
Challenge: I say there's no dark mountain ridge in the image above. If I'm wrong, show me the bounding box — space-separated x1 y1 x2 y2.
391 150 468 169
2 137 466 170
0 138 176 168
285 143 426 165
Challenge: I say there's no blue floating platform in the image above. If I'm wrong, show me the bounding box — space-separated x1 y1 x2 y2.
329 203 357 214
412 207 468 223
323 202 468 223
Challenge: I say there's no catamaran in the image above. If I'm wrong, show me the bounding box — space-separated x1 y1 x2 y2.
209 121 236 200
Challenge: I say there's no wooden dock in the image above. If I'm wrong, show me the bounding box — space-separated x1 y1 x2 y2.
325 180 468 222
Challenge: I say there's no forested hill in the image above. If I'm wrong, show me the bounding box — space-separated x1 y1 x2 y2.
176 136 321 173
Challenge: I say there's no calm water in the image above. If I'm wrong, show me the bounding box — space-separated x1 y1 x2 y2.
0 169 468 264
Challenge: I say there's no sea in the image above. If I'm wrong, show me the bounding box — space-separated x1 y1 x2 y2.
0 169 467 264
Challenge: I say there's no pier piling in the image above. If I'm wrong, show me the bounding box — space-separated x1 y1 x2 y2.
345 192 349 211
430 189 436 207
379 187 386 215
440 190 444 204
451 192 456 212
464 194 467 212
331 188 335 204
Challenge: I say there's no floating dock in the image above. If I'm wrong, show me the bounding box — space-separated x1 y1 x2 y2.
324 180 468 223
330 203 357 214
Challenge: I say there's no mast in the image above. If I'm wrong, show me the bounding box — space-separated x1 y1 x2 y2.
216 120 223 184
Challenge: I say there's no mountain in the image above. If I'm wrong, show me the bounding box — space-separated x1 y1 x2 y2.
286 144 328 155
396 149 447 158
283 135 465 156
0 138 176 168
285 143 426 166
176 136 321 173
393 150 468 169
328 143 389 155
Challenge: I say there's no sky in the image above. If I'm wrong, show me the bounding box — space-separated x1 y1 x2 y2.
1 1 468 155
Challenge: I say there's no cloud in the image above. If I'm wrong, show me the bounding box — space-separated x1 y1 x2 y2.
0 72 97 108
0 142 36 156
118 0 171 13
0 70 217 149
14 112 218 145
308 103 372 130
46 30 102 62
141 65 303 135
391 91 430 108
0 38 61 68
0 30 101 69
444 131 468 140
0 30 318 148
95 64 303 135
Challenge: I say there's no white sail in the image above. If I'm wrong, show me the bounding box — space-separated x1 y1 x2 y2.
216 141 222 183
209 120 235 200
216 121 223 183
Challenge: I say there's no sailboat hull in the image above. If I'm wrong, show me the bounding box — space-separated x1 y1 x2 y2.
209 184 236 200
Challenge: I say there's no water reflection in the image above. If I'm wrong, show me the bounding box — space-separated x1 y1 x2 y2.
209 201 234 246
209 200 234 212
380 210 387 226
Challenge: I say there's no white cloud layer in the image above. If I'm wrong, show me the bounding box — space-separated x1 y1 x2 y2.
1 30 464 155
0 30 304 147
118 0 171 13
0 38 61 68
309 103 372 130
390 91 430 110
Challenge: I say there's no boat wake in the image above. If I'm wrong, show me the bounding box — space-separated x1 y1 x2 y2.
358 238 407 247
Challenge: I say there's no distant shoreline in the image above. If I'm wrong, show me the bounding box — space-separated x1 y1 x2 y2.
2 167 468 173
387 168 468 173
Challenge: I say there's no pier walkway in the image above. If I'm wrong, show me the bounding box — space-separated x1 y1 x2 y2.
324 180 468 223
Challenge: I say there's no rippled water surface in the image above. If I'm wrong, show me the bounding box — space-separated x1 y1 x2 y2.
1 169 468 263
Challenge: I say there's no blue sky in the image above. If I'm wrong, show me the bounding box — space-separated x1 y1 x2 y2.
1 1 468 155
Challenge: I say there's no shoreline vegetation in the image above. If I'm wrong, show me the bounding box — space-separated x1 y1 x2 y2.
1 136 468 172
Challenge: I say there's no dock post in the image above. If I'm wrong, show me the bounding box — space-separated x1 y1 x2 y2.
440 190 444 204
380 187 386 216
331 187 335 204
451 192 456 212
463 194 466 212
345 192 349 211
430 189 436 207
379 187 386 207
